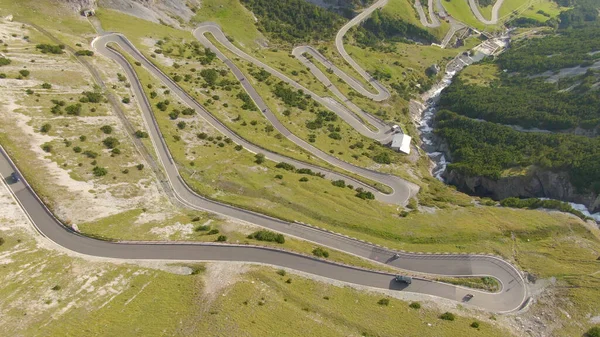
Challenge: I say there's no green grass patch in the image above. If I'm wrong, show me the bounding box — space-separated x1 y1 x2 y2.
435 276 500 292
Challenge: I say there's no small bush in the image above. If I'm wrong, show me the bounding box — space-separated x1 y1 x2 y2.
312 247 329 258
274 174 283 179
100 125 113 134
409 302 421 309
587 327 600 337
275 162 296 171
440 312 455 321
377 298 389 306
42 144 52 153
285 278 292 284
234 145 243 151
195 225 211 232
135 130 149 138
331 180 345 188
79 135 87 142
136 164 144 170
197 132 208 139
207 229 219 235
255 153 265 164
122 97 130 104
40 123 51 133
83 150 98 159
93 166 107 177
276 269 286 276
216 235 227 242
41 82 51 89
299 177 309 182
102 137 119 149
19 69 30 77
177 121 186 129
73 146 82 153
248 230 285 244
51 285 61 291
0 237 5 246
470 321 480 328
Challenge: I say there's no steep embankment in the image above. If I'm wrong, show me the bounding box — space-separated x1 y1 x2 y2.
444 168 600 213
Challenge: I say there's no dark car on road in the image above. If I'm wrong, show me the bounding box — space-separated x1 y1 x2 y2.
11 172 20 182
394 275 412 284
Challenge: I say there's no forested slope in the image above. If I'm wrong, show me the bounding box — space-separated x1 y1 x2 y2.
434 0 600 210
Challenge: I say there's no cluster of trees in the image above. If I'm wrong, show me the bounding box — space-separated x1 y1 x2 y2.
305 110 338 130
496 26 600 74
35 44 64 54
273 82 311 110
354 9 437 48
439 75 600 131
557 0 600 28
434 110 600 193
240 0 346 42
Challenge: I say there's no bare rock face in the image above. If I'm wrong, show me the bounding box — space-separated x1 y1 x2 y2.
60 0 97 12
445 168 600 213
98 0 201 28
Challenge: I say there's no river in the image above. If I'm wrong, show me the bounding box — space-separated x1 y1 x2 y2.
414 43 600 223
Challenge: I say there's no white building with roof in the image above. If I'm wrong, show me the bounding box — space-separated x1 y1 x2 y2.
391 133 411 154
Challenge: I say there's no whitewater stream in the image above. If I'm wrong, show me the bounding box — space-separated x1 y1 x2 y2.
414 49 600 222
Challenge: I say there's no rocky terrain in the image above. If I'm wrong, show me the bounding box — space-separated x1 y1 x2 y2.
444 168 600 214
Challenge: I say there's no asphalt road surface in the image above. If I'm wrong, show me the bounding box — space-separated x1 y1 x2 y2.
468 0 506 25
1 146 527 312
0 0 528 313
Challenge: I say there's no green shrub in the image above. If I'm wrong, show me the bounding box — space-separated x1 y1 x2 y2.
136 164 144 170
0 57 11 66
470 321 480 328
207 229 219 235
587 327 600 337
248 230 285 244
92 166 107 177
312 247 329 258
195 225 211 232
40 123 51 133
83 150 98 159
73 146 82 153
234 145 243 151
377 298 389 306
372 152 391 164
122 97 130 104
100 125 113 134
135 130 149 138
41 82 51 89
19 69 30 77
440 312 455 321
275 162 296 171
331 179 345 188
409 302 421 309
102 137 119 149
216 235 227 242
255 153 265 164
355 188 375 200
299 177 309 182
276 269 286 276
51 285 61 291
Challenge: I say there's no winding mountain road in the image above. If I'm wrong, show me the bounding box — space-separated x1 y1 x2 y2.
468 0 506 25
415 0 441 28
0 0 529 313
